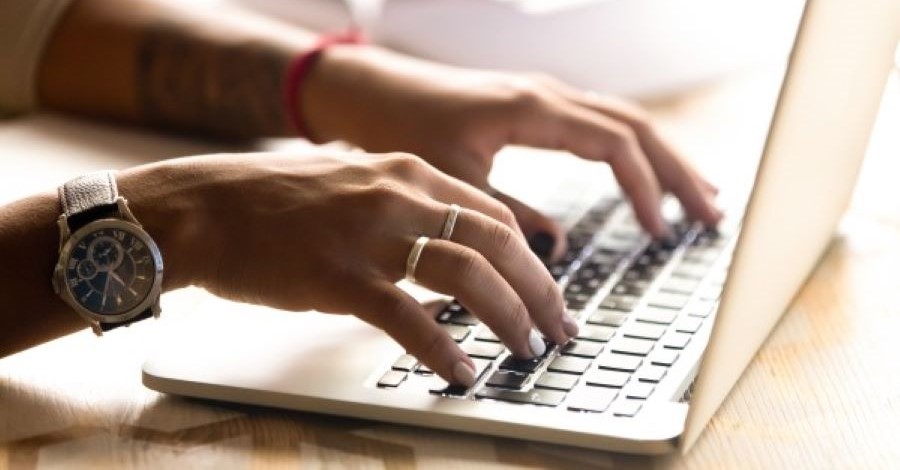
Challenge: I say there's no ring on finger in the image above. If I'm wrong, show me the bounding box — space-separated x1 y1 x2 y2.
440 204 461 240
405 236 430 283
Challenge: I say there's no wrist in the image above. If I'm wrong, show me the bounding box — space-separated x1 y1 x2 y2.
116 161 210 291
300 43 378 143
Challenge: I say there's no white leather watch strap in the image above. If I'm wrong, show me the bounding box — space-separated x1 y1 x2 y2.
58 170 118 219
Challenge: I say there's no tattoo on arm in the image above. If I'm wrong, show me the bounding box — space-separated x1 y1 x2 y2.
137 23 293 138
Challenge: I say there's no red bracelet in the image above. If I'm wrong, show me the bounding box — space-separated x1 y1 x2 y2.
284 29 366 140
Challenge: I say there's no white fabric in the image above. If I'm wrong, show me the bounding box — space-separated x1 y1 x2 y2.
0 0 75 117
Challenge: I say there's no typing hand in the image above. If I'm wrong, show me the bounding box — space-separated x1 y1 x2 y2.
117 152 576 386
304 46 721 257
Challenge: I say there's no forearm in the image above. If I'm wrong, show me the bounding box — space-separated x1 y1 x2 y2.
36 0 319 138
0 193 82 357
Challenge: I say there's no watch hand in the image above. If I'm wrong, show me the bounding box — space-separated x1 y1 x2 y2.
109 271 126 286
101 271 111 308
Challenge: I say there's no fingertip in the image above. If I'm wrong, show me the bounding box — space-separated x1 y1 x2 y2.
452 360 477 387
562 314 579 338
528 329 546 357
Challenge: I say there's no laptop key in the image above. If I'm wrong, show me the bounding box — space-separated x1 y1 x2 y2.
649 349 680 367
576 325 616 343
599 295 640 312
611 399 643 417
596 353 642 372
462 341 505 359
428 358 492 395
660 277 700 295
565 293 592 310
567 387 618 412
560 340 604 358
499 355 545 374
636 365 667 383
439 309 480 326
548 356 592 375
624 382 655 400
476 387 566 407
672 264 709 280
647 292 691 310
587 310 628 327
635 308 677 325
662 332 691 349
442 324 471 342
377 370 407 388
391 354 418 372
622 323 667 340
675 317 704 334
686 300 716 318
609 337 655 356
474 326 501 343
486 371 530 389
584 369 630 388
535 372 579 391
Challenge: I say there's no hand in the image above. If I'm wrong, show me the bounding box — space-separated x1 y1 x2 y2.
305 46 722 256
117 152 576 386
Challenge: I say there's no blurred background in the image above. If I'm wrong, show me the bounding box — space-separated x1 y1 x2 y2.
234 0 807 98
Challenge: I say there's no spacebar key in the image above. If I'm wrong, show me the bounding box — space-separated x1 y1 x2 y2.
476 387 566 407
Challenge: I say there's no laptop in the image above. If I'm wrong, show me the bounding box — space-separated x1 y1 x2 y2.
142 0 900 454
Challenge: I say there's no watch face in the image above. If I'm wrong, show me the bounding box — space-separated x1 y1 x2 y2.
62 222 160 316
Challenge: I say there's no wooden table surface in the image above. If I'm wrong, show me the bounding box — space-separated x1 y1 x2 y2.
1 67 899 469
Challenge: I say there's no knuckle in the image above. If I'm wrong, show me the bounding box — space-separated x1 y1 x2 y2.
506 299 531 334
542 282 564 314
502 78 544 113
455 249 486 281
494 205 518 229
384 152 428 179
626 108 654 135
365 180 409 216
606 125 639 162
489 222 518 255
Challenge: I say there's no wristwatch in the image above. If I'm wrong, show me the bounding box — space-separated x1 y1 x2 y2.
51 171 163 335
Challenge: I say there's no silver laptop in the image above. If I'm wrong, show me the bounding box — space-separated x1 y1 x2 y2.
142 0 899 454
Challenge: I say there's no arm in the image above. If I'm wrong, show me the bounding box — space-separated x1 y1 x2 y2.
0 153 575 386
37 0 319 138
36 0 720 248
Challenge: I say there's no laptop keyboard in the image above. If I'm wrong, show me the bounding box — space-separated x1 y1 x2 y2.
375 197 735 417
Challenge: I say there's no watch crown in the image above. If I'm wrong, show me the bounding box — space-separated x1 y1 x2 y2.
51 273 60 295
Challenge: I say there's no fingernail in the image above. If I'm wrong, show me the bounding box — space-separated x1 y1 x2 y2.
453 360 477 387
562 314 579 337
527 231 556 259
528 329 546 357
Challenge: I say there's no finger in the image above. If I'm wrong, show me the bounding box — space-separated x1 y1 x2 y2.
412 238 554 358
422 166 527 240
491 190 568 262
442 208 575 345
551 107 668 237
544 86 721 225
493 88 667 235
352 280 478 387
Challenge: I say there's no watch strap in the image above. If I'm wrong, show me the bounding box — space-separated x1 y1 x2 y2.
59 170 120 231
99 309 154 332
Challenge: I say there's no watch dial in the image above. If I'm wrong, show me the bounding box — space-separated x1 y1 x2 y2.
64 226 157 315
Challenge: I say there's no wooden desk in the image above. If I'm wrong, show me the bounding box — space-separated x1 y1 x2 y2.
2 70 899 469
